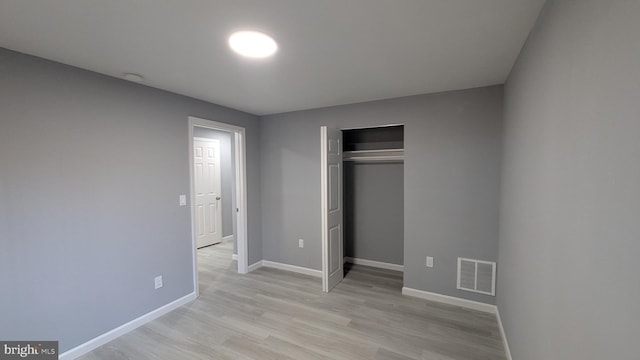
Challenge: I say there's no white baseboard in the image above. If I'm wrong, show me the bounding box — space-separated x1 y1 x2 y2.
248 260 322 278
231 253 238 261
59 292 197 360
401 287 511 358
344 257 404 272
401 287 497 314
262 260 322 277
496 308 513 360
247 260 262 272
222 235 234 243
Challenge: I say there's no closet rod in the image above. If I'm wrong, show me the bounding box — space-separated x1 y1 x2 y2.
344 156 404 162
343 149 404 154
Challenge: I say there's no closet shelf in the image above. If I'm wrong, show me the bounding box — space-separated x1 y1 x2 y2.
343 149 404 162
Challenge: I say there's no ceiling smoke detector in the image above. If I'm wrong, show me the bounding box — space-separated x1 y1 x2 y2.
123 73 144 82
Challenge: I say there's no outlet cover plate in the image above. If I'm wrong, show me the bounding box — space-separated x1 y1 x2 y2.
426 256 434 268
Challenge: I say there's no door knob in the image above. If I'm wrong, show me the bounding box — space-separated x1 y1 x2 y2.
216 196 221 200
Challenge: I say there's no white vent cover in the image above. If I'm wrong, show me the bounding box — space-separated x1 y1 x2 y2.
457 258 496 296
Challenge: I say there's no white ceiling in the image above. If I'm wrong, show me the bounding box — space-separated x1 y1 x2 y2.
0 0 545 115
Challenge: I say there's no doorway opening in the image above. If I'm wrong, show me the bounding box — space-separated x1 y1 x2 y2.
189 116 248 297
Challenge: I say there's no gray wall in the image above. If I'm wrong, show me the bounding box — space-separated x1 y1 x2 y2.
193 127 235 239
344 162 404 265
498 1 640 359
0 47 261 352
260 85 503 304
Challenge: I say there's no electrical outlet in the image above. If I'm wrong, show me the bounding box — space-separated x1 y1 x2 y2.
426 256 434 268
298 239 304 248
154 275 163 289
179 195 187 206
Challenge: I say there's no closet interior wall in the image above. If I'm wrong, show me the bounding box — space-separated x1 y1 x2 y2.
343 126 404 268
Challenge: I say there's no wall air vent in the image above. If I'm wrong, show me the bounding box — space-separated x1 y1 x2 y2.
457 257 496 296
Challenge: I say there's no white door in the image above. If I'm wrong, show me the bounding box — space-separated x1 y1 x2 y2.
194 138 222 248
321 126 343 292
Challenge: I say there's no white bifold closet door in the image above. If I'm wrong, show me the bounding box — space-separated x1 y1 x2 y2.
321 126 344 292
194 138 222 248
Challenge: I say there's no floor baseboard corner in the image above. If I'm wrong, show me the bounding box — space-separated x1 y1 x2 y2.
59 292 196 360
401 287 511 358
496 307 513 360
247 260 263 272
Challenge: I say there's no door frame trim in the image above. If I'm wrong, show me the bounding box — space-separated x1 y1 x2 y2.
320 126 329 292
189 116 249 298
320 126 343 292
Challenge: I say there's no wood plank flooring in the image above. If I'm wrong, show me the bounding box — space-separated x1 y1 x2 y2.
79 241 506 360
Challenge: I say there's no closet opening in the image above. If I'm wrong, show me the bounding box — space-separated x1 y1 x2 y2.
343 125 404 279
321 124 404 292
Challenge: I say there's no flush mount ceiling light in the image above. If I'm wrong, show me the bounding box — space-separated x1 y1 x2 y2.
123 73 144 82
228 30 278 58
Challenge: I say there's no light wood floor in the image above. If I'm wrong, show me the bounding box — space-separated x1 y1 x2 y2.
79 241 506 360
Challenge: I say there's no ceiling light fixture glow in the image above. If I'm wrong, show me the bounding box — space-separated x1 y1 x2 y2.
228 31 277 58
